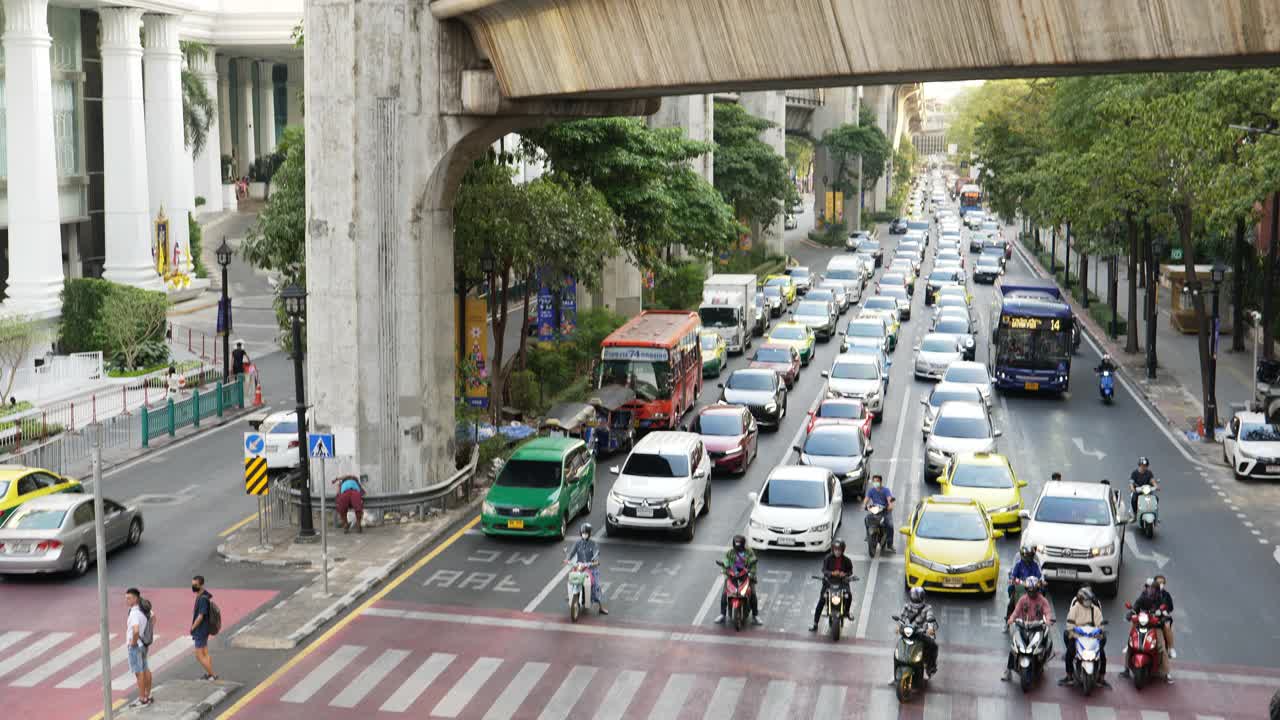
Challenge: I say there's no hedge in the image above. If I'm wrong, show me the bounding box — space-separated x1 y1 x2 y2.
58 279 168 356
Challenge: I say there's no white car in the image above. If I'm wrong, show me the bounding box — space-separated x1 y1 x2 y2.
818 280 855 312
747 465 843 552
1020 481 1130 597
941 361 994 407
843 317 891 355
823 354 886 416
256 411 302 471
924 401 1000 479
914 334 965 381
920 382 985 440
1223 411 1280 480
606 431 711 541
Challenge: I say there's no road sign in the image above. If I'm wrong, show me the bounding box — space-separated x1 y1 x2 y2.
244 432 265 459
1171 247 1184 261
244 456 269 495
308 432 335 459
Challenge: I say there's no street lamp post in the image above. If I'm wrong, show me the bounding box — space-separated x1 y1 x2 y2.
1207 261 1229 439
216 240 233 382
1146 234 1164 379
1250 309 1263 406
1110 254 1119 339
282 283 316 540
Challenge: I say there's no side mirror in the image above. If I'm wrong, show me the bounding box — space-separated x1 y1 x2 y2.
1124 602 1133 610
748 491 758 503
898 526 912 536
717 383 725 388
993 429 1003 437
913 345 920 351
792 445 803 453
821 371 830 378
1018 509 1031 520
992 530 1005 539
865 447 875 456
609 466 621 475
1017 480 1028 488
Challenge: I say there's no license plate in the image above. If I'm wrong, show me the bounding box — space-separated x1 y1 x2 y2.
1267 465 1280 473
506 519 524 529
636 506 655 518
942 577 963 588
775 537 797 546
1024 382 1039 390
266 445 280 453
13 543 29 553
1056 568 1079 579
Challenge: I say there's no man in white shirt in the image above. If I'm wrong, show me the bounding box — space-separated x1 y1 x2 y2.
125 588 152 706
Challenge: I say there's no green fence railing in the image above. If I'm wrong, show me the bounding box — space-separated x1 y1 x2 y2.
141 376 245 448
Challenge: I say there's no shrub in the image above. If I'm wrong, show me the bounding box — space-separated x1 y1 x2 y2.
194 196 207 207
651 261 706 311
59 279 114 353
507 369 541 416
59 279 168 369
188 215 208 278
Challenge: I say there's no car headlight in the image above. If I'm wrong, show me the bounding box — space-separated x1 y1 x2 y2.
988 503 1019 514
721 447 743 457
537 501 561 518
661 494 686 504
908 552 947 572
608 491 623 505
1090 544 1117 557
975 557 997 569
1235 445 1253 460
749 519 765 530
765 402 778 412
651 412 669 419
810 522 831 533
482 500 496 515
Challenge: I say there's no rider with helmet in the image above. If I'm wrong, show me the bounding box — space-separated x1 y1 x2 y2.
862 474 896 551
1006 546 1044 623
809 539 856 632
1060 586 1109 686
564 523 607 615
1003 576 1055 681
895 586 939 678
1124 578 1174 683
1095 353 1118 374
1129 457 1158 516
715 535 761 625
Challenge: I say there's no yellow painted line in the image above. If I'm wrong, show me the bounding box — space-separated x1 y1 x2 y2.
215 514 482 719
87 697 127 720
218 511 259 538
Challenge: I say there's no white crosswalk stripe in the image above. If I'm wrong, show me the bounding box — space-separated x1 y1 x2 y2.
1139 712 1170 720
57 643 127 689
538 665 597 720
0 632 72 679
330 649 409 708
379 652 455 713
923 693 952 720
1086 707 1118 720
1031 701 1063 720
0 630 33 656
11 634 108 687
594 670 646 720
483 661 549 720
111 637 189 690
432 657 502 718
976 695 1009 720
703 676 745 720
757 680 796 720
648 673 695 720
812 684 846 720
282 644 364 704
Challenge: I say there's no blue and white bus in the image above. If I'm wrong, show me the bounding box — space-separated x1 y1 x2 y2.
989 281 1073 394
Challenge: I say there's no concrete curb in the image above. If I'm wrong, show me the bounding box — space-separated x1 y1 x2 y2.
176 684 239 720
168 294 221 317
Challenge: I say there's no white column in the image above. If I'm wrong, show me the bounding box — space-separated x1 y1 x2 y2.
190 49 223 212
285 57 303 126
99 7 161 289
236 58 256 177
2 0 66 313
216 55 232 173
257 60 276 154
144 13 194 275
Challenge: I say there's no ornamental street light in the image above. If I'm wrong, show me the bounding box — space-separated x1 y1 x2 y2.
216 240 233 382
282 283 316 540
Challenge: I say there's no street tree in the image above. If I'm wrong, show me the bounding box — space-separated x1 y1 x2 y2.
240 125 305 348
819 107 891 212
179 42 217 156
0 316 40 402
99 289 168 372
713 102 791 232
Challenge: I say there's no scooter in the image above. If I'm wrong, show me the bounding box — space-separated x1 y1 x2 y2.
865 505 889 558
812 573 857 642
1009 618 1054 693
1134 485 1159 538
1068 622 1108 696
716 560 754 632
1098 370 1115 404
891 615 931 703
566 561 596 623
1123 604 1168 689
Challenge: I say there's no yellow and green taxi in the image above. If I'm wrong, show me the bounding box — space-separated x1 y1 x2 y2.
940 452 1027 532
700 331 727 378
901 496 1003 595
0 465 83 526
856 307 900 350
481 437 596 540
766 321 816 365
764 275 797 305
934 285 973 306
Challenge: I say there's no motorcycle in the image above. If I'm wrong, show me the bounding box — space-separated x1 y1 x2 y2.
1068 622 1108 696
811 573 856 642
1009 618 1054 692
865 505 889 557
891 615 931 703
716 560 754 632
566 561 596 622
1134 485 1159 538
1124 603 1168 689
1098 370 1115 404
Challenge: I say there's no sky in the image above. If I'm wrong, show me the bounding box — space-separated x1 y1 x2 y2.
924 80 984 101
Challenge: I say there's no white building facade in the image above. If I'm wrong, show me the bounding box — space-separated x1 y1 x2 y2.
0 0 301 316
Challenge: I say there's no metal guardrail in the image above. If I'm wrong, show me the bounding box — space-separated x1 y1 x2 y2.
0 412 139 478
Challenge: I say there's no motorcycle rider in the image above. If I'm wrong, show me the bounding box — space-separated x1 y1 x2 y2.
1151 575 1177 664
1003 576 1055 682
892 586 939 679
809 539 856 632
1095 353 1118 374
1006 546 1044 625
564 523 608 615
1059 586 1109 687
862 474 896 551
1129 456 1158 516
1123 578 1173 683
715 535 762 625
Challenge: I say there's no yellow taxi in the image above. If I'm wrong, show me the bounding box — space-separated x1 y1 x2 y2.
764 275 797 305
934 285 973 306
700 331 727 378
0 466 83 526
766 321 816 365
939 452 1027 532
901 496 1002 595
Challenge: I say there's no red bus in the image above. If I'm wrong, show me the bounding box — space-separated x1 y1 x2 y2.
598 311 702 431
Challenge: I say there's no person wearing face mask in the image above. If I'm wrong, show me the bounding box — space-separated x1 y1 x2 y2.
1060 586 1109 687
810 539 857 632
564 523 607 615
715 535 761 625
189 576 217 680
1151 575 1176 665
862 475 896 551
1123 579 1172 683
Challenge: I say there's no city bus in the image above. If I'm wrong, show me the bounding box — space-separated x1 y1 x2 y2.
598 311 702 431
959 183 982 216
988 282 1073 394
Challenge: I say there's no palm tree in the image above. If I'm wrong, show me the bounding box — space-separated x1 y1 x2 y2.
179 41 216 157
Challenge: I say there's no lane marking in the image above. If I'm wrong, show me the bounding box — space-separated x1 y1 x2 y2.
329 648 410 708
431 656 502 717
524 563 571 614
701 677 745 720
281 644 365 704
483 661 549 720
647 673 695 720
219 511 259 538
691 573 727 627
593 669 646 720
87 698 127 720
378 652 455 713
538 665 598 720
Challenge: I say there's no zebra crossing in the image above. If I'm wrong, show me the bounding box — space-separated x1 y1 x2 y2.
0 629 192 691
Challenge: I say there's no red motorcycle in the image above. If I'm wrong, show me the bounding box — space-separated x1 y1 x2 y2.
715 560 754 632
1123 602 1168 689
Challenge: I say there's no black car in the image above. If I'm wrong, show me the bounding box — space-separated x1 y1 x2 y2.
889 218 909 234
924 269 965 306
719 369 788 429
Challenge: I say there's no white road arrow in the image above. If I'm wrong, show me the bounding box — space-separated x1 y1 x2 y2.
1072 437 1106 460
1125 532 1170 569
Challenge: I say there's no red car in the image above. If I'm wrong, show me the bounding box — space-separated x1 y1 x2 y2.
749 344 802 389
688 403 759 474
806 398 873 438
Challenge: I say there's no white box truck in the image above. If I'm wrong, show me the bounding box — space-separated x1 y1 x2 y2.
700 274 756 354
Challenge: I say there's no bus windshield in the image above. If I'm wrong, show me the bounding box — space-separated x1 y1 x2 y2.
995 324 1071 371
599 359 673 401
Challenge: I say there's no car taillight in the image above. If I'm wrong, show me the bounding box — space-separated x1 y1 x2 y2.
288 440 299 449
36 540 62 552
0 542 5 552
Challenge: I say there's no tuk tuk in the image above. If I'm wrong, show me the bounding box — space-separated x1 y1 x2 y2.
539 402 597 444
588 385 637 455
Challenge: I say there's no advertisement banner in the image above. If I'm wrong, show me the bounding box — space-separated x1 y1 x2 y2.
835 192 844 223
537 274 556 342
560 275 577 337
463 296 490 407
825 192 835 225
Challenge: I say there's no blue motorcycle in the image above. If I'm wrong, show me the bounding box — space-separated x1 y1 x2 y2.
1069 622 1108 696
1097 370 1115 404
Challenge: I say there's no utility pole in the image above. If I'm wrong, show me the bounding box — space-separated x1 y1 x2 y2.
853 86 863 234
91 425 113 720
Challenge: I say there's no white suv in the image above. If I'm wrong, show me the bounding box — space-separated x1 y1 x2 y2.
607 431 711 541
1223 411 1280 480
1019 481 1131 597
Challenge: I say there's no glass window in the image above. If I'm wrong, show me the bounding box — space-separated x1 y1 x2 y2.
265 420 299 435
944 366 988 384
0 480 8 497
865 299 897 312
0 78 7 180
763 286 781 298
495 459 562 489
16 477 38 495
920 337 958 353
760 479 826 509
599 360 673 401
951 464 1014 489
915 509 987 540
796 302 828 317
803 428 861 456
826 269 858 281
753 347 791 363
847 322 883 338
770 326 805 341
831 361 879 380
697 413 743 436
1240 423 1280 442
622 452 689 478
932 414 991 439
935 320 969 335
5 507 68 530
786 268 810 279
700 335 719 350
929 388 981 408
1034 496 1112 526
700 307 737 328
72 502 93 526
726 372 774 391
818 401 863 419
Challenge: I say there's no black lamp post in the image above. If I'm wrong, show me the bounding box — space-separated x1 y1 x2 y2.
1207 260 1229 438
1146 235 1165 379
282 283 316 540
216 240 233 382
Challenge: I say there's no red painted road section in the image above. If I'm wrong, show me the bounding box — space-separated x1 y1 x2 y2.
0 586 276 719
228 601 1278 720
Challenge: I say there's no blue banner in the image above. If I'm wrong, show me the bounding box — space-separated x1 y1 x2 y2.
537 272 556 342
216 297 232 335
560 276 577 337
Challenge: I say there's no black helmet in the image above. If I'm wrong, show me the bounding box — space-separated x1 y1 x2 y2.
1076 586 1095 605
908 586 925 604
1138 456 1150 467
579 523 592 537
1020 546 1035 561
832 538 846 552
732 534 746 550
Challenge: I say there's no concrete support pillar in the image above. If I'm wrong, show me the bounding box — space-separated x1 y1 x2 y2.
236 58 256 177
216 55 232 175
257 60 277 154
99 7 161 290
647 94 714 182
144 13 194 275
190 49 224 213
809 86 855 229
739 90 787 255
285 57 303 126
2 0 66 313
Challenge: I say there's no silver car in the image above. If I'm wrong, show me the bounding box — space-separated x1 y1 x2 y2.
914 334 965 381
0 494 144 576
924 401 1001 480
941 361 995 407
920 382 985 440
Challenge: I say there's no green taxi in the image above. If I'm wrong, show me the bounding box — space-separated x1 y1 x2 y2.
481 437 595 539
767 321 816 365
701 332 728 378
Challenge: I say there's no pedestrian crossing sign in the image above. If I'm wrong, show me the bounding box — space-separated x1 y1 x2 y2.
244 456 269 495
308 433 335 459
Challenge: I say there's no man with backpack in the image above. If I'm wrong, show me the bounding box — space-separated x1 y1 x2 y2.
125 588 154 706
191 575 220 680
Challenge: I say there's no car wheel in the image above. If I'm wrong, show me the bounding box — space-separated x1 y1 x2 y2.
71 546 90 577
582 485 594 516
554 513 567 541
126 518 143 546
702 482 711 517
682 507 697 542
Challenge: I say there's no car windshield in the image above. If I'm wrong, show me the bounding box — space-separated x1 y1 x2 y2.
935 320 969 335
847 323 883 338
760 478 828 509
929 271 958 283
1240 423 1280 442
808 290 835 303
771 326 806 341
0 480 8 496
698 413 743 436
796 302 828 317
495 458 563 489
915 509 988 541
944 366 988 384
727 372 775 391
622 452 690 478
882 288 907 300
982 222 999 231
787 268 810 279
933 414 991 439
921 337 957 353
755 294 766 307
858 240 879 250
831 361 879 380
599 359 673 401
765 277 790 288
951 464 1013 489
908 221 928 230
977 258 1000 268
4 506 67 530
264 420 298 434
818 402 862 419
700 307 737 328
753 347 791 363
700 335 719 350
865 299 896 312
929 388 981 408
804 428 861 456
1034 496 1112 526
882 274 905 285
763 286 781 299
827 269 859 281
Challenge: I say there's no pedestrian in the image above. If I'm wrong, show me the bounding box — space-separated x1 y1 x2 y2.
166 364 181 399
190 575 218 680
231 340 250 377
333 474 365 533
125 588 153 706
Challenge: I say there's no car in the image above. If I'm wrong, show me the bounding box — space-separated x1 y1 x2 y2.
973 255 1003 283
747 465 843 552
843 316 892 355
817 280 854 312
1020 481 1130 597
752 292 771 335
806 397 873 438
940 452 1027 532
879 286 912 321
749 343 801 388
898 239 924 257
889 217 909 234
806 287 838 310
981 220 1000 234
935 284 972 305
924 269 965 306
894 251 923 276
784 265 815 294
861 296 903 330
984 236 1012 261
792 299 838 340
856 238 884 266
606 431 711 541
688 403 759 475
822 354 886 419
761 285 785 317
767 322 816 365
879 272 913 298
969 230 988 253
795 423 874 494
931 316 977 361
1223 411 1280 480
980 242 1008 268
841 344 893 382
941 361 994 407
914 333 965 380
718 368 788 429
901 495 1003 595
481 437 596 539
0 493 143 576
825 257 870 291
0 466 83 527
887 260 918 285
934 297 975 329
920 382 985 440
784 214 798 230
700 331 728 378
764 274 798 305
924 400 1000 480
936 247 965 269
257 411 304 471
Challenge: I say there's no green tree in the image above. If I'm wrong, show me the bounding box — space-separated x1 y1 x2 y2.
713 102 791 231
785 136 814 179
819 107 892 205
179 41 216 157
240 125 305 347
98 289 168 371
0 316 39 401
